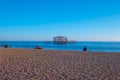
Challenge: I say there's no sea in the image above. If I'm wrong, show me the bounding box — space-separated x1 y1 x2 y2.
0 41 120 52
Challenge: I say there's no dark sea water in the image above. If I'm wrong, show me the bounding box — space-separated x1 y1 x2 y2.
0 41 120 52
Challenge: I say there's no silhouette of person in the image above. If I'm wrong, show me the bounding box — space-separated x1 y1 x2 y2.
83 46 87 51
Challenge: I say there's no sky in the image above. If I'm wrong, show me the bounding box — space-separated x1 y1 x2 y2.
0 0 120 41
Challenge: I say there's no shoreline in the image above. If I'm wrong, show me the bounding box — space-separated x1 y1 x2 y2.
1 48 120 53
1 41 120 52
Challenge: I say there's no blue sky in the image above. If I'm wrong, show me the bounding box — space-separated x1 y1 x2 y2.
0 0 120 41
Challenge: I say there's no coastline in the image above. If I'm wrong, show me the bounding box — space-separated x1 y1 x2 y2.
1 41 120 52
0 48 120 80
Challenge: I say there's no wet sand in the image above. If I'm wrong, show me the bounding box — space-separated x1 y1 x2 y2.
0 48 120 80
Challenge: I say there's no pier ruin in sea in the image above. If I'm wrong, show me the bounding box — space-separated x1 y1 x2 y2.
53 36 68 44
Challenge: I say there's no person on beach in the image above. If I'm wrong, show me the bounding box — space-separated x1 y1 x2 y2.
35 45 42 49
83 46 87 51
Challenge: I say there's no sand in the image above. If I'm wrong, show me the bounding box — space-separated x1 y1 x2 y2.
0 48 120 80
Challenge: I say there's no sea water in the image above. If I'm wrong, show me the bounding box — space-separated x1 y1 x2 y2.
0 41 120 52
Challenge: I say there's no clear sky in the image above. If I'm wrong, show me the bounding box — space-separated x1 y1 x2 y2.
0 0 120 41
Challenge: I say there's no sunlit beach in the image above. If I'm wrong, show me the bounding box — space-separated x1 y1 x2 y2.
0 0 120 80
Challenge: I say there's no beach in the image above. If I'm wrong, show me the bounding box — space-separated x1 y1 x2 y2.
0 48 120 80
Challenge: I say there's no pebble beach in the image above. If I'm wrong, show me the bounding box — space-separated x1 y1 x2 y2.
0 48 120 80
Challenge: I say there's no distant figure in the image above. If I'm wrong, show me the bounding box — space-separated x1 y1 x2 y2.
83 46 87 51
4 44 8 48
35 45 42 49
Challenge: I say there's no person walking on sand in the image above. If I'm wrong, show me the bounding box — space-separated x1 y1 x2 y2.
83 46 87 51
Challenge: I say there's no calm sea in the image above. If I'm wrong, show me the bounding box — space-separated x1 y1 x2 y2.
0 41 120 52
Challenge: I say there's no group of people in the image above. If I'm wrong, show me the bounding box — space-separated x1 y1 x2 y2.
1 44 9 48
0 44 87 51
0 44 42 49
34 45 42 49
